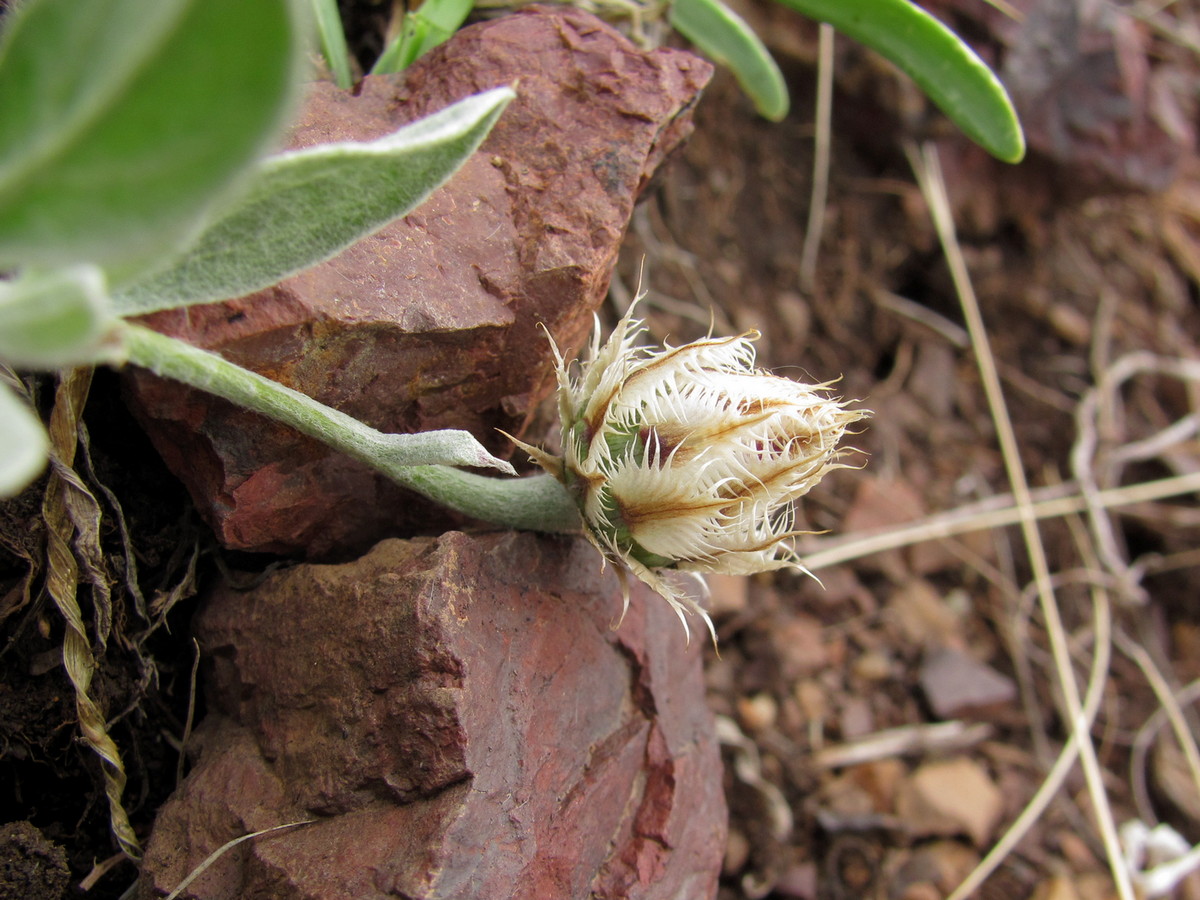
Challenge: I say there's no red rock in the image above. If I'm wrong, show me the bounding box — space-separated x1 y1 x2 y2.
1000 0 1194 191
918 646 1016 720
922 0 1193 191
839 476 931 579
895 758 1003 847
125 7 712 557
138 531 726 899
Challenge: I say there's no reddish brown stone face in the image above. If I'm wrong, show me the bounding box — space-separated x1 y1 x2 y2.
125 7 712 558
138 532 726 899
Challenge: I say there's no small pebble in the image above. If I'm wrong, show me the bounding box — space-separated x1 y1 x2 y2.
723 828 751 874
793 680 827 722
737 692 778 732
853 650 893 682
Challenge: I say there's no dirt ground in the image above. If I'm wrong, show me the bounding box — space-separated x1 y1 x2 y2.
614 5 1200 897
2 1 1199 898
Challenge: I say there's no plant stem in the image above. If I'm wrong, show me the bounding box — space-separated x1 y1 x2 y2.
121 323 582 533
391 464 582 533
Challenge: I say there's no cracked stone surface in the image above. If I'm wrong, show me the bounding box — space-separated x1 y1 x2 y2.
124 6 712 558
137 531 726 899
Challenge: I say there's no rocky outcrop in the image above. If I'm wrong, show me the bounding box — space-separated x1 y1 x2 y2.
138 531 726 899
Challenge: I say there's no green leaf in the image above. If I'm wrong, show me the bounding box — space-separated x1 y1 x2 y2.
0 380 49 499
670 0 789 122
0 266 123 369
0 0 306 270
112 86 515 315
123 323 517 475
415 0 475 34
310 0 354 89
372 0 473 74
772 0 1025 162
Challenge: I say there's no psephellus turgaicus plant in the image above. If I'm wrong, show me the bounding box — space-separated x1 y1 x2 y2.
0 0 1022 574
0 0 1018 859
509 299 867 643
0 0 525 862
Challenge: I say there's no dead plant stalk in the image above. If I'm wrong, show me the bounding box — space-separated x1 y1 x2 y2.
907 141 1135 900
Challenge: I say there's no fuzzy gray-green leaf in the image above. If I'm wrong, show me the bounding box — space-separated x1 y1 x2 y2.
0 265 123 369
0 380 49 499
123 323 517 475
0 0 305 269
112 86 515 315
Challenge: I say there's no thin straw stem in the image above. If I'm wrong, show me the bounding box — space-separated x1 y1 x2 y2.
910 141 1135 900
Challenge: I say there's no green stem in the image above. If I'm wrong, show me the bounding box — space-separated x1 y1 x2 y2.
393 464 582 533
309 0 355 90
121 323 581 533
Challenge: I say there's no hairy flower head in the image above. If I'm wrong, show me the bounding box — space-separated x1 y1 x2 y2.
514 301 867 642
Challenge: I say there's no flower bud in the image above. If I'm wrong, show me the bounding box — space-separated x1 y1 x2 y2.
514 301 867 642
